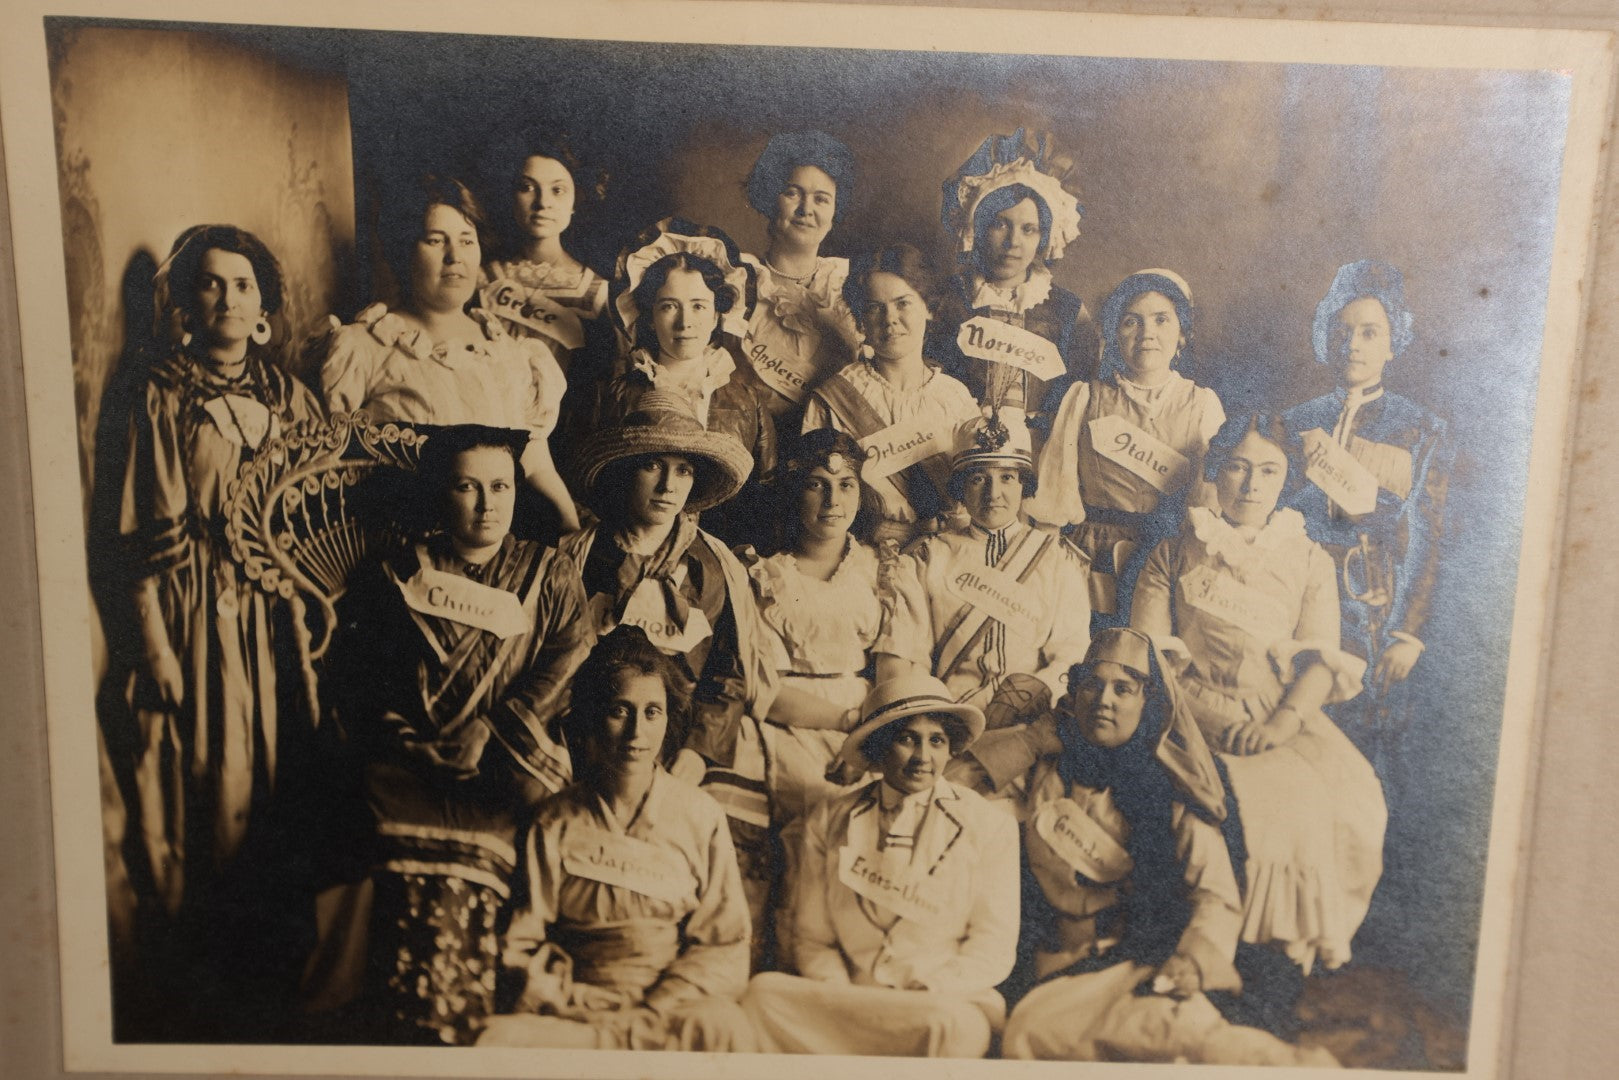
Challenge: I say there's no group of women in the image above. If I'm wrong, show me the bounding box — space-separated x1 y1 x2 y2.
104 125 1451 1063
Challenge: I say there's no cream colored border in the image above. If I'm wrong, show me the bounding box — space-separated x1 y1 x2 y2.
0 1 1611 1077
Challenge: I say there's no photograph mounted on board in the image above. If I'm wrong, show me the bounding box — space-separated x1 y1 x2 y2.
2 1 1606 1077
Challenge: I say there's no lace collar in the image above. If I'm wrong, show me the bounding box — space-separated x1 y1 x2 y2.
1187 505 1307 569
627 345 736 400
970 265 1054 315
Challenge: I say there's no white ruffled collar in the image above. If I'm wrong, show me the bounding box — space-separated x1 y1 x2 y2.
970 265 1054 315
1187 505 1307 569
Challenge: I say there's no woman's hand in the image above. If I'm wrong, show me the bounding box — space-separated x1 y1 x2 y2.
1221 720 1271 756
669 748 707 784
1264 703 1304 745
145 646 186 709
1152 953 1203 999
1374 638 1423 695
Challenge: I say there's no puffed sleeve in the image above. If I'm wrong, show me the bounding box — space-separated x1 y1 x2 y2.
1129 537 1178 639
872 544 935 670
642 794 752 1013
800 391 837 434
517 336 566 440
318 321 387 416
1266 542 1366 705
1031 540 1093 699
1025 380 1092 527
1169 804 1243 994
792 798 853 984
914 793 1020 994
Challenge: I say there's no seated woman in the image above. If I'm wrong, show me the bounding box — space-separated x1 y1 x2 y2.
479 626 754 1052
325 424 592 1044
597 217 777 549
737 130 862 416
743 427 894 822
879 411 1091 795
802 243 982 545
1002 629 1335 1066
318 173 578 532
744 672 1018 1057
560 392 781 961
1026 268 1225 626
931 127 1099 432
1130 413 1387 972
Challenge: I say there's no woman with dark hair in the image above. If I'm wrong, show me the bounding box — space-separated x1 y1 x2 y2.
559 392 783 963
932 128 1099 430
1281 260 1452 767
319 174 578 532
1001 629 1336 1066
323 424 593 1044
598 217 778 548
479 626 754 1051
1027 267 1226 627
801 243 980 545
736 131 862 414
1130 412 1386 973
477 132 612 393
119 223 324 1034
744 672 1017 1057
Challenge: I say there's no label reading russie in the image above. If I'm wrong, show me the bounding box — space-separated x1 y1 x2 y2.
1300 428 1379 516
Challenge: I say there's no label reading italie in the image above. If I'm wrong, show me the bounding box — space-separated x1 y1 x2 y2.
481 280 585 350
399 567 528 638
561 825 690 903
1087 415 1190 493
837 843 946 926
944 562 1045 630
1178 564 1289 641
1033 798 1134 883
955 317 1067 381
1300 428 1379 516
743 336 811 403
859 418 945 482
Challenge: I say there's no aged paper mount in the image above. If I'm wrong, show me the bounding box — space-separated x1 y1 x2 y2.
0 0 1613 1077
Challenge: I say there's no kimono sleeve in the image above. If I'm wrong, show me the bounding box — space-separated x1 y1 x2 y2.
642 797 752 1014
500 811 566 1010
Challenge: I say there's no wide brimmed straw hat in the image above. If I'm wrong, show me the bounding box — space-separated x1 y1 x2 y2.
841 671 986 767
573 389 754 514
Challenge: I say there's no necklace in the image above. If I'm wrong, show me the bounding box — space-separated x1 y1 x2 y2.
764 256 813 284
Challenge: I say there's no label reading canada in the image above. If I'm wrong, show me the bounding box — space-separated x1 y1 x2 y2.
859 418 945 482
1034 798 1134 883
1300 428 1379 516
399 567 528 638
944 561 1045 630
1087 415 1190 493
561 825 690 903
956 317 1067 381
837 843 945 926
743 335 811 403
481 280 585 350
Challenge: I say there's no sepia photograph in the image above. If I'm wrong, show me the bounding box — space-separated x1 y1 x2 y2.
0 0 1612 1077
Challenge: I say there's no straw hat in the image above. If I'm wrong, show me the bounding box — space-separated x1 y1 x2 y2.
572 390 755 514
950 410 1034 478
840 671 986 767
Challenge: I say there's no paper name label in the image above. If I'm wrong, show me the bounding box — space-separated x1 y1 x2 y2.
956 317 1067 381
1300 429 1379 517
561 825 690 903
1179 564 1289 641
945 562 1045 630
482 281 585 350
859 418 945 482
744 337 811 402
399 566 529 638
1347 436 1415 502
203 394 277 450
1034 798 1134 883
1087 415 1190 494
837 844 946 926
606 578 714 655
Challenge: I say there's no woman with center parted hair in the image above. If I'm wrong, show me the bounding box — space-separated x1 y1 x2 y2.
1129 412 1387 974
743 672 1018 1058
558 392 783 966
930 128 1100 433
321 424 593 1044
477 626 755 1052
317 173 579 533
476 131 612 390
1026 268 1226 628
1001 629 1337 1066
118 223 325 1036
594 217 778 550
801 243 982 546
736 131 863 417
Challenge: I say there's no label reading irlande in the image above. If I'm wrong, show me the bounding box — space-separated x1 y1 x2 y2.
837 844 945 926
859 419 944 482
956 317 1066 381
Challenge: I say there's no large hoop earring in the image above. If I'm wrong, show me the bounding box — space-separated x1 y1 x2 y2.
251 316 272 346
